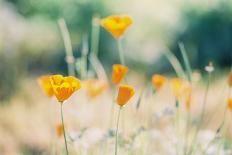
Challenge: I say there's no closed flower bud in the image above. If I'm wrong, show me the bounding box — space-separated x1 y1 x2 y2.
116 84 135 106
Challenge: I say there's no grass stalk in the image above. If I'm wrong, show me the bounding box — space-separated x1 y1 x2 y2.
91 16 100 56
60 103 69 155
162 48 186 79
117 39 125 65
188 71 212 155
89 16 108 81
58 18 75 76
115 106 122 155
175 99 180 155
184 109 190 155
178 42 192 82
81 35 89 79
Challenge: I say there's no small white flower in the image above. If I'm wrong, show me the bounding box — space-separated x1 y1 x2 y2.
205 62 214 73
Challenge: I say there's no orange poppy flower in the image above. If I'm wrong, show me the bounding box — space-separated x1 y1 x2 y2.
116 84 135 106
112 64 128 85
38 75 54 97
228 98 232 111
101 15 133 38
56 124 64 137
152 74 166 91
228 72 232 87
83 79 108 98
50 75 81 102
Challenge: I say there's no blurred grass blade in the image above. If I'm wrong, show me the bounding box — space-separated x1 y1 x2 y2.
89 54 108 81
178 42 192 82
136 90 144 110
162 48 186 79
117 39 125 65
91 15 100 56
89 15 108 81
58 18 75 76
81 35 89 79
75 57 83 77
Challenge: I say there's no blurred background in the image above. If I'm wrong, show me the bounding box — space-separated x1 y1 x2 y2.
0 0 232 100
0 0 232 154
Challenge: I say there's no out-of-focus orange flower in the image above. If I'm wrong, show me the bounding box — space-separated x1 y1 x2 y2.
171 78 191 100
185 93 192 111
50 75 81 102
116 84 135 106
228 98 232 111
152 74 166 91
228 72 232 87
83 79 108 98
112 64 128 85
56 124 64 137
38 75 54 97
101 15 133 38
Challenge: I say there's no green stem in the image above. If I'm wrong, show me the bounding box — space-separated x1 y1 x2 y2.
188 72 211 155
162 48 186 79
175 99 180 155
115 106 122 155
58 18 75 76
81 35 88 79
184 110 191 155
117 39 125 65
91 16 100 56
89 54 108 81
109 101 115 128
178 42 192 82
201 111 227 155
60 103 69 155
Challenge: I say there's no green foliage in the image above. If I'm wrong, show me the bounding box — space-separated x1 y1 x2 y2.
170 2 232 70
0 53 21 101
0 0 112 101
6 0 110 34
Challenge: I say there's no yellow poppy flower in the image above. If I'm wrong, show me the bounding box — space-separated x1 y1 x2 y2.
101 15 133 38
152 74 166 91
38 75 54 97
50 75 81 102
112 64 128 85
56 124 64 137
83 79 108 98
171 78 191 100
171 78 183 99
116 84 135 106
228 72 232 87
228 98 232 111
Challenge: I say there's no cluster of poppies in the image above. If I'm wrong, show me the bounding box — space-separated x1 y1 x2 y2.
37 14 232 155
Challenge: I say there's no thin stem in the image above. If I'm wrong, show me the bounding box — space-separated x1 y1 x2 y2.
58 18 75 76
162 48 186 79
89 54 108 81
60 103 69 155
117 39 125 65
81 35 89 79
89 16 108 81
201 111 227 155
115 106 122 155
175 99 180 155
184 110 190 155
178 42 192 82
109 101 115 128
188 72 211 155
91 16 100 56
